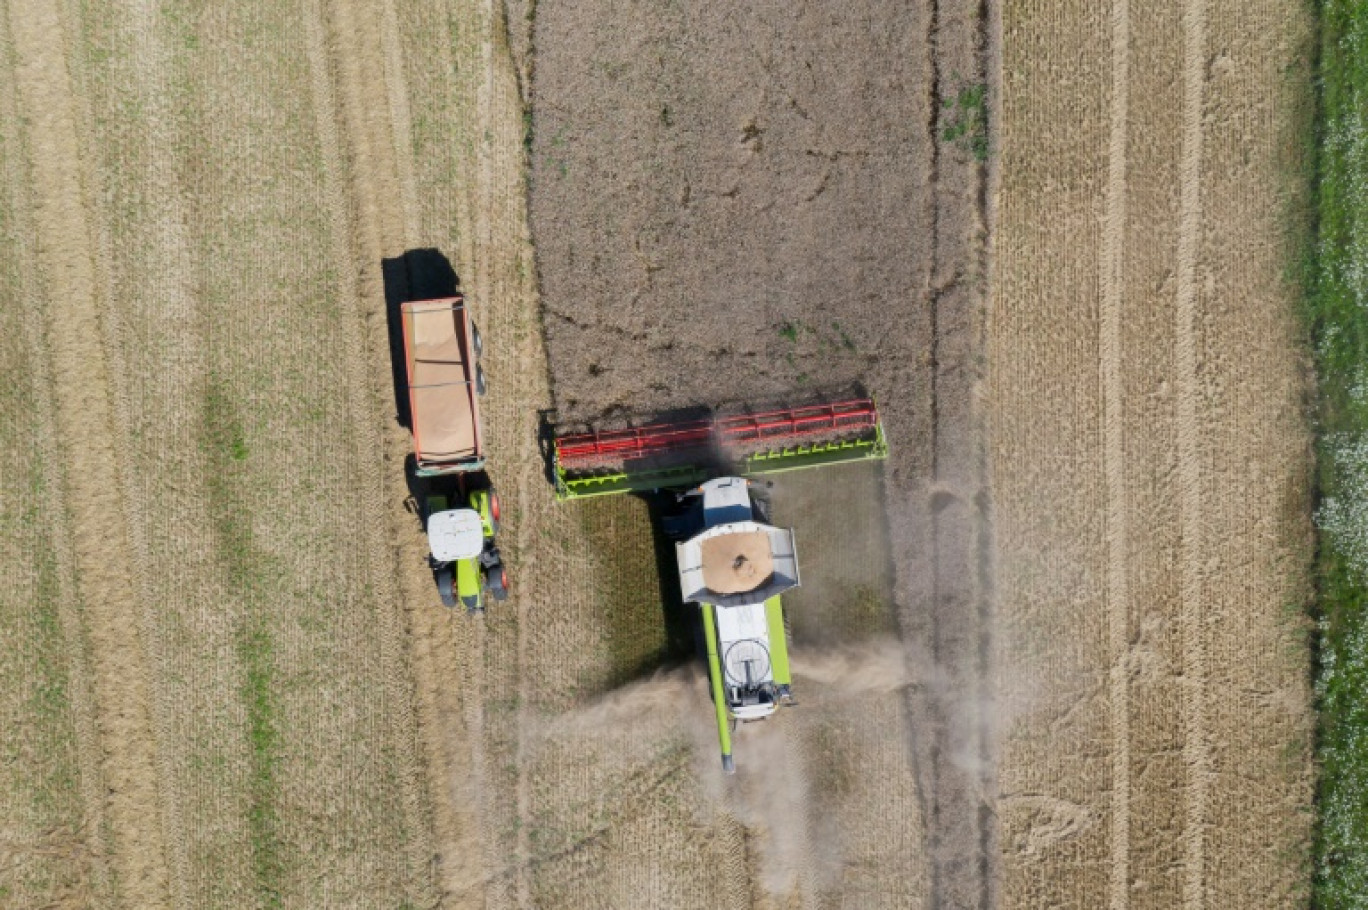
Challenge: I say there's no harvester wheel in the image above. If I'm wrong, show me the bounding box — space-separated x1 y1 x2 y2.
751 493 773 525
471 322 483 359
435 565 457 608
475 363 487 397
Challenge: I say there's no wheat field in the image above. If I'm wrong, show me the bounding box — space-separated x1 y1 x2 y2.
0 0 1320 907
990 1 1316 907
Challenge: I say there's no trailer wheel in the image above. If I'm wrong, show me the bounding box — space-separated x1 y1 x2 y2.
435 565 457 608
471 322 483 359
475 363 487 397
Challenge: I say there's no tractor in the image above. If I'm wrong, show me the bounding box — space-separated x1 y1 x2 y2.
399 294 509 609
423 483 508 612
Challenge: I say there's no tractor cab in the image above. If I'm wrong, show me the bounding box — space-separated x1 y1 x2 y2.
698 476 754 526
427 508 485 562
424 486 507 613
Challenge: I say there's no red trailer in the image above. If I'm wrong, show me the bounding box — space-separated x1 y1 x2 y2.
400 296 486 476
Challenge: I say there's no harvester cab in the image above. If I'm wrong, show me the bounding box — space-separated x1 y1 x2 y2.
424 486 507 614
551 397 888 772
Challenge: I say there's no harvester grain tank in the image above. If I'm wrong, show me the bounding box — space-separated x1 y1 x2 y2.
399 295 508 611
552 398 887 770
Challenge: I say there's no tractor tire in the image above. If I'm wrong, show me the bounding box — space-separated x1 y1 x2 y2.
487 488 501 535
471 322 483 359
475 363 487 397
489 566 510 601
435 565 457 608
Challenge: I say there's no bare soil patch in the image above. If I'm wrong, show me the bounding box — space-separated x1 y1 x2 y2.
531 1 936 428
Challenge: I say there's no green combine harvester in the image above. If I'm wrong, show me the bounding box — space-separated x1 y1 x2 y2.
553 399 888 772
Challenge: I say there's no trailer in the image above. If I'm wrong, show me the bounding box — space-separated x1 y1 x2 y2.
400 296 487 477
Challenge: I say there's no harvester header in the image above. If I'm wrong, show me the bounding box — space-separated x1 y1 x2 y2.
553 397 888 499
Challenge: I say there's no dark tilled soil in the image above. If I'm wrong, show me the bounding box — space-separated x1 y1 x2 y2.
530 1 995 905
530 2 934 432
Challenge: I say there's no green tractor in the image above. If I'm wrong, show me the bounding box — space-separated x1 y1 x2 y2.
424 485 508 613
399 293 508 609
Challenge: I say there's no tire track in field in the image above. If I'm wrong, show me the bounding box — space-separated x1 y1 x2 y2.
378 0 421 247
465 5 538 903
93 3 208 900
0 16 110 901
925 0 995 903
1100 0 1132 906
386 4 530 904
485 10 538 907
1175 0 1209 905
299 0 445 902
369 0 510 900
4 0 172 905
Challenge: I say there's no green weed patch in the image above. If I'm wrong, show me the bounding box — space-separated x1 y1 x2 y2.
1308 2 1368 905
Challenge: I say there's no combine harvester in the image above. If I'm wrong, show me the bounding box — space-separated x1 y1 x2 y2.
400 295 508 612
553 399 887 771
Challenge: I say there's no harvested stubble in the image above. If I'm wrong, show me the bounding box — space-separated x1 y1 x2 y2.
991 0 1315 907
0 25 100 901
0 0 469 905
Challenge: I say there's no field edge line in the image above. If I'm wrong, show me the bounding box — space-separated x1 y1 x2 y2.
299 0 443 902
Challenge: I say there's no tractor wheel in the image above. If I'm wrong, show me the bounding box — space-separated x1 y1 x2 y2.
435 565 457 608
475 363 487 397
489 566 510 602
471 322 484 359
487 488 501 535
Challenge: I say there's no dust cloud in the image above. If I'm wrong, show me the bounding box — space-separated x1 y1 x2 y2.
523 637 976 904
791 637 914 696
